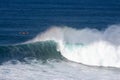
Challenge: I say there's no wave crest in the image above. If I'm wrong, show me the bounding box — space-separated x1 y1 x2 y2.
27 25 120 68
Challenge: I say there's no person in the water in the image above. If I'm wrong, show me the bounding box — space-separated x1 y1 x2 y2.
19 32 29 35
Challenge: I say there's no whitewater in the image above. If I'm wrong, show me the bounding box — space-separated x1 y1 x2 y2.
28 25 120 68
0 25 120 80
1 60 120 80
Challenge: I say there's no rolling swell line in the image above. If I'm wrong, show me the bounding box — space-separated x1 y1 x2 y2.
0 41 63 64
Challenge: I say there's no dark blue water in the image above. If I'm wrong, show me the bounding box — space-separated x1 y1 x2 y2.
0 1 120 80
0 0 120 45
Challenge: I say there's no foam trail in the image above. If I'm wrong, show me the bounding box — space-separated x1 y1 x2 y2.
28 25 120 68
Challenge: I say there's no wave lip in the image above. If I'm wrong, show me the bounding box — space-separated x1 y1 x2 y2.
0 41 63 64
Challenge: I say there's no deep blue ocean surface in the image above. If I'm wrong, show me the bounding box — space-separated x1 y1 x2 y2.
0 0 120 44
0 0 120 80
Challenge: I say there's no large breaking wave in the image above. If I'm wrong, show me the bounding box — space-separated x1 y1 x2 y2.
0 25 120 68
27 25 120 68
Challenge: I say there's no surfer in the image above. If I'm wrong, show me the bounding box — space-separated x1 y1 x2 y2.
19 31 29 35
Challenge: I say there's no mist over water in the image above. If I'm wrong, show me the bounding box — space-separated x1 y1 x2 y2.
30 24 120 45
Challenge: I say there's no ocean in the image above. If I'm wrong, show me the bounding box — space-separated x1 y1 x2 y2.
0 0 120 80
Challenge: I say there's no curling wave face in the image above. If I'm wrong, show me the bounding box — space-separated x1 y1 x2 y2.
0 41 63 64
27 25 120 68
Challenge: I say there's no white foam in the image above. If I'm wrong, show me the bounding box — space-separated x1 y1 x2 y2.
0 60 120 80
28 25 120 68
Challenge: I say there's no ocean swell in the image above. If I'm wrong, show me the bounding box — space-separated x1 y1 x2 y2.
0 41 63 64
